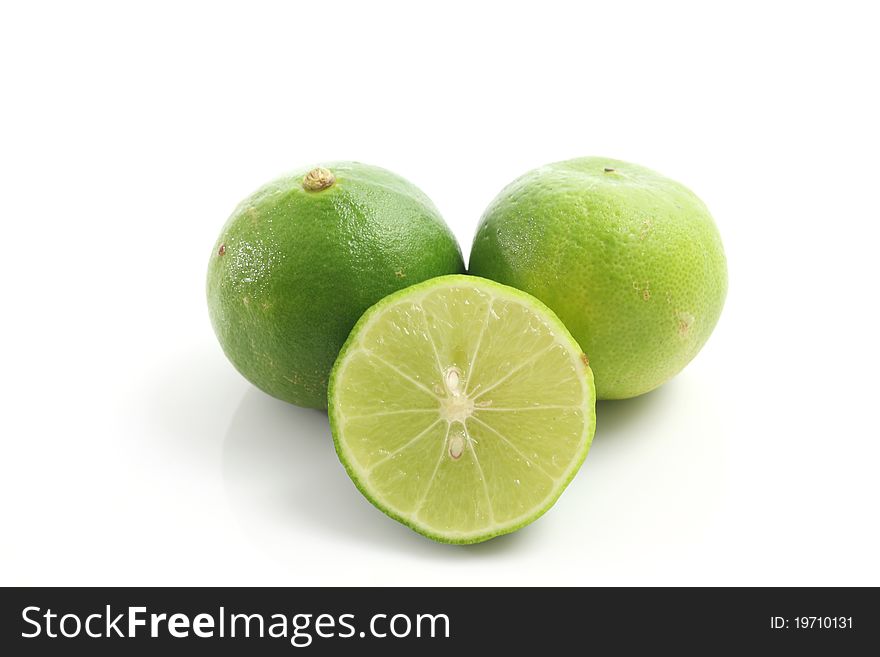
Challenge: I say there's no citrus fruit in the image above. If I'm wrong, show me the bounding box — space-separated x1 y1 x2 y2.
207 162 464 409
469 157 727 400
329 275 596 544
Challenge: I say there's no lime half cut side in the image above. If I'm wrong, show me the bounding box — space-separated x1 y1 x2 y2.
328 275 596 544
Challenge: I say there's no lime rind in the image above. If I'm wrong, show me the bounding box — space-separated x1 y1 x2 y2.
328 275 596 544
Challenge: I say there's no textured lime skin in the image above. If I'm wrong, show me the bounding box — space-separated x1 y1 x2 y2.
469 157 727 399
207 162 465 409
329 275 596 544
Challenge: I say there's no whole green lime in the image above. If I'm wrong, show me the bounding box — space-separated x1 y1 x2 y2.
207 162 465 409
468 157 727 399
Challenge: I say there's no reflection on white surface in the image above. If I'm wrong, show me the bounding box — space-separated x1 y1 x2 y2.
221 390 410 550
579 378 727 556
216 372 727 579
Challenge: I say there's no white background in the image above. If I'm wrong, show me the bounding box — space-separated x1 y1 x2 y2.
2 1 878 586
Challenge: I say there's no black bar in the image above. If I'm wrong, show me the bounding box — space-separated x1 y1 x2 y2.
1 587 876 654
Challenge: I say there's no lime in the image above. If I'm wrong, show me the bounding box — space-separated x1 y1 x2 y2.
469 157 727 399
207 162 464 409
329 275 596 544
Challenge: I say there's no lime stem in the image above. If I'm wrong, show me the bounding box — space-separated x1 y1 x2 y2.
302 167 336 191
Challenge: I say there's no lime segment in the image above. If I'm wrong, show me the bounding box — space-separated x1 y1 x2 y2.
329 275 596 544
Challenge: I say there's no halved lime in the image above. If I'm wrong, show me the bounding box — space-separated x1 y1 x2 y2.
328 275 596 544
